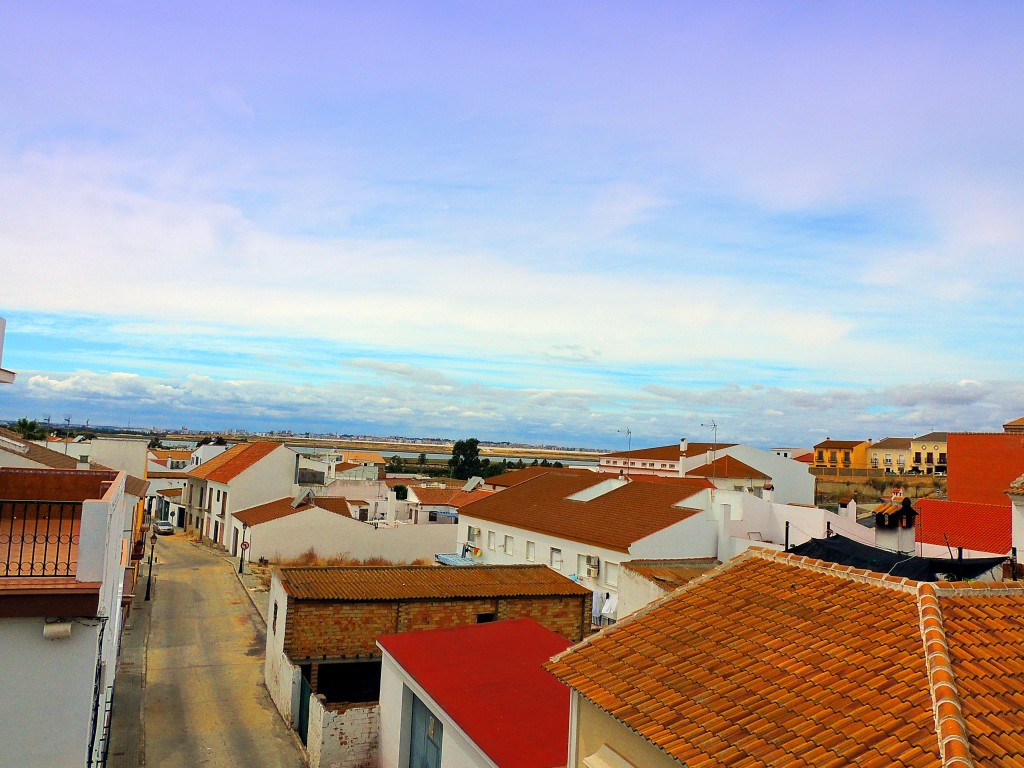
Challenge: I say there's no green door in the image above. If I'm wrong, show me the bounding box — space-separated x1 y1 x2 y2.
409 694 442 768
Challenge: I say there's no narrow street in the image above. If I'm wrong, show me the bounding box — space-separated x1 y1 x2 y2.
144 535 304 767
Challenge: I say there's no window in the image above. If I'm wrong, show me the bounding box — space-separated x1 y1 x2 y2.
898 454 905 465
842 451 851 463
476 612 496 623
504 535 514 556
605 562 619 587
199 487 205 507
816 450 824 462
272 602 278 634
487 531 496 551
884 454 892 465
871 456 879 468
550 547 562 569
216 489 221 502
467 526 480 543
829 451 837 462
926 452 934 465
939 452 947 464
914 452 922 464
526 541 535 562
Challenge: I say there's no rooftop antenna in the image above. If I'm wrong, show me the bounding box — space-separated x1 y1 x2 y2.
617 428 631 479
701 420 718 486
63 414 72 453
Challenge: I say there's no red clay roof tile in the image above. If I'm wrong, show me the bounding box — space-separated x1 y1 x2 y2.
187 441 281 483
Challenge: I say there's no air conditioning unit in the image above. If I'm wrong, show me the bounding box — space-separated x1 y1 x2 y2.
585 555 600 578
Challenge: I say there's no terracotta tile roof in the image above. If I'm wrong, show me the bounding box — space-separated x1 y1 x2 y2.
151 449 193 461
378 619 571 768
814 438 868 449
0 428 79 469
412 487 494 508
873 437 913 449
915 432 949 442
1005 416 1024 427
145 470 191 479
685 455 770 481
548 548 1024 767
459 472 708 553
333 461 361 472
484 466 595 488
339 450 385 465
187 441 281 483
602 442 735 460
620 558 719 591
914 498 1011 555
234 497 315 526
279 564 591 601
312 496 353 515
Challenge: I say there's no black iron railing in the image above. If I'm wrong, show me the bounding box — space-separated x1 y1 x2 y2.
0 500 82 576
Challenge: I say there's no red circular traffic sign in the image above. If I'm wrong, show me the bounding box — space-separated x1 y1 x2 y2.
240 541 250 550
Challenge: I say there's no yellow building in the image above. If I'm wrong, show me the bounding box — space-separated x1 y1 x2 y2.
910 431 948 474
812 438 872 472
867 437 912 474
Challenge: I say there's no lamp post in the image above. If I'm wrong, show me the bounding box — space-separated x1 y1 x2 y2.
144 529 157 601
238 523 248 574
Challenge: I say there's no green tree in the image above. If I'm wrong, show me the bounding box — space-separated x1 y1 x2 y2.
393 484 408 501
448 438 483 480
14 418 43 439
418 452 427 466
386 455 405 473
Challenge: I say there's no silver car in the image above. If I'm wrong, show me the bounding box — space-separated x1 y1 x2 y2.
153 520 175 535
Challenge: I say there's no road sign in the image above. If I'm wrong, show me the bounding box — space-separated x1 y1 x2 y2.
240 541 250 551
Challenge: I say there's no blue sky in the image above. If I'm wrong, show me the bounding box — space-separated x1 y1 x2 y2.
1 2 1023 449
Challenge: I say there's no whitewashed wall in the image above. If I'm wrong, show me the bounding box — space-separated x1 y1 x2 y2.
242 510 458 564
0 618 102 767
617 566 670 619
307 697 380 768
264 575 300 726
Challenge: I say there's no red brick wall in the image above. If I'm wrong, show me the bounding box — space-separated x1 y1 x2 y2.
498 595 591 642
948 433 1024 506
284 593 591 658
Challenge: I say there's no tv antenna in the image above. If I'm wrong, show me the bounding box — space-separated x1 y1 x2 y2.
617 428 632 478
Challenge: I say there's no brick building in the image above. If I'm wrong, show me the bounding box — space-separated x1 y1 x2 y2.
265 564 591 767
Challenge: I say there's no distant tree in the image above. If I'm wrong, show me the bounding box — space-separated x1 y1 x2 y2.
213 435 227 446
530 458 539 467
197 436 212 447
393 484 408 501
14 418 43 439
418 453 427 466
552 461 563 468
448 438 483 480
386 455 405 473
540 458 550 467
148 436 164 450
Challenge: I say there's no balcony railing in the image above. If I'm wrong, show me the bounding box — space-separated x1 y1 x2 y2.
0 500 81 577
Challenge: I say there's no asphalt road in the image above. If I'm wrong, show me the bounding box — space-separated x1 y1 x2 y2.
144 535 304 767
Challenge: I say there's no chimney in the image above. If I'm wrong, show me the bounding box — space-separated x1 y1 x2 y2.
874 497 917 555
679 437 688 455
762 482 774 503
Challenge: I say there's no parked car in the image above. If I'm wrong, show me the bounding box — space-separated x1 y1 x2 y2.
154 520 175 535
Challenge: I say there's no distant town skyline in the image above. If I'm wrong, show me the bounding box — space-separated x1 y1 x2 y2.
1 3 1022 447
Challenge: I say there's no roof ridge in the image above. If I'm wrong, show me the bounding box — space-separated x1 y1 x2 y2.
547 549 759 668
750 548 921 593
917 582 975 768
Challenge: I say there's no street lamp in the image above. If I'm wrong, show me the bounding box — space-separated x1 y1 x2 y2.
144 528 157 601
238 523 248 574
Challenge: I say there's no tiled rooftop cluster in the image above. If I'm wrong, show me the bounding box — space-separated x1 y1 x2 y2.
547 548 1024 767
461 470 710 552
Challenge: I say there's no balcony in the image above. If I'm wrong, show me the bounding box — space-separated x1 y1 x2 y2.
1 500 81 577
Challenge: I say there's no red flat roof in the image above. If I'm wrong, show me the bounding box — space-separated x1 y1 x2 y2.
378 618 571 768
915 498 1011 556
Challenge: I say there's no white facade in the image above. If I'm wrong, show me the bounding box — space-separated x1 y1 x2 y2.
264 575 298 725
1 471 132 767
681 444 814 505
0 316 14 383
307 697 380 768
234 505 458 563
379 650 495 768
183 445 297 549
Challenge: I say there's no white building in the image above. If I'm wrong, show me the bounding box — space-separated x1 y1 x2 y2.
231 493 457 564
377 618 572 768
0 466 134 767
599 438 815 505
181 441 297 554
459 469 847 621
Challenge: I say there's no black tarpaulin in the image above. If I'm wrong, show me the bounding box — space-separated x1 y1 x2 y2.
788 534 1005 581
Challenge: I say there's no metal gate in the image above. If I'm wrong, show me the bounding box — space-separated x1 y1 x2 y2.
298 675 312 746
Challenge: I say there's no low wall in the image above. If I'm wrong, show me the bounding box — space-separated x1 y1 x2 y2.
307 695 380 768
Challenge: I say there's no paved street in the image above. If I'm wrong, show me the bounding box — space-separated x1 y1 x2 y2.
144 535 304 767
